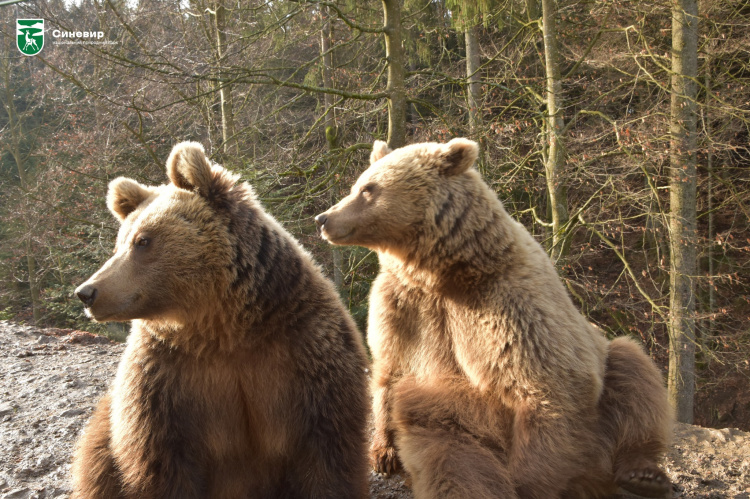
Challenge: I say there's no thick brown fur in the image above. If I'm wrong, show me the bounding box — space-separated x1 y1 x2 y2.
317 138 673 499
72 142 370 498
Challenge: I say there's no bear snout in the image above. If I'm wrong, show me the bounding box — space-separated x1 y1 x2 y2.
75 284 98 308
314 213 328 234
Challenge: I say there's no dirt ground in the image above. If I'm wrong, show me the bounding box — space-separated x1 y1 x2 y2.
0 320 748 499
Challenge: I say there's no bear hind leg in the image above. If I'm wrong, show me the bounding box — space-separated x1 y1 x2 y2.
615 457 672 499
601 337 673 498
393 376 517 499
398 425 517 499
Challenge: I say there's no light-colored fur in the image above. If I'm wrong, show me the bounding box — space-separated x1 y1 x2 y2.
317 138 673 498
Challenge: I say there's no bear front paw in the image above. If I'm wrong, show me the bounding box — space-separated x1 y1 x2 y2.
370 443 401 476
616 465 671 498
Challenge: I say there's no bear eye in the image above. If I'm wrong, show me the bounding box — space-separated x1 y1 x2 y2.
135 236 150 248
361 184 375 197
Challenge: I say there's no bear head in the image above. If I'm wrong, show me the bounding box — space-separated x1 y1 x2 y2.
315 138 479 256
75 142 237 323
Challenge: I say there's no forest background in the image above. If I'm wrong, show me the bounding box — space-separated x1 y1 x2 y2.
0 0 748 430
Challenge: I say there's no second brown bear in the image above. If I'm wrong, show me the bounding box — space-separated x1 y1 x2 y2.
317 138 673 499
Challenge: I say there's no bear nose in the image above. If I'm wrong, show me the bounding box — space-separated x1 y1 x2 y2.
76 284 98 308
314 213 328 228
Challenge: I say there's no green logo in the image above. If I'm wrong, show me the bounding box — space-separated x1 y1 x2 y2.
17 19 44 56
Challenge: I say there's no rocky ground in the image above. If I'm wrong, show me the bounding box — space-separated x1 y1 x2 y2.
0 320 748 499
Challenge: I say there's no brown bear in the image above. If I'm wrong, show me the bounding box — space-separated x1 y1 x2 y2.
315 138 673 499
72 142 370 499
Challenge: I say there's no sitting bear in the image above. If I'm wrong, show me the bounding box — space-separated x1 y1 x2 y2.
72 142 369 498
315 138 673 498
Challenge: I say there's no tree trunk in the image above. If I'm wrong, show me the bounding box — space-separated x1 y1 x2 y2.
26 249 41 323
705 63 715 341
321 7 344 289
200 87 221 150
465 24 481 134
382 0 407 149
541 0 570 262
465 23 484 170
214 0 236 156
668 0 698 424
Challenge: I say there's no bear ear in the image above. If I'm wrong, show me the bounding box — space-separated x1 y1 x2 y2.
370 140 392 165
107 177 154 221
166 142 215 195
439 138 479 176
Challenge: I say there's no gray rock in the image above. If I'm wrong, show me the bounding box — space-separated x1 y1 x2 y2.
35 455 53 469
1 488 33 499
0 401 14 417
12 467 31 479
35 336 56 345
58 409 85 418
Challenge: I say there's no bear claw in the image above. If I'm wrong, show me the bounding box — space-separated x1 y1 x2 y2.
370 444 401 476
616 466 671 498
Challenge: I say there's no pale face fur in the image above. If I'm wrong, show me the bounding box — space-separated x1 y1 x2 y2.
317 138 479 256
76 143 233 323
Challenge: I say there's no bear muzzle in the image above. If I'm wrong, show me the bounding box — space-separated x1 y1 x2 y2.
74 280 141 322
315 212 340 242
315 211 348 242
315 207 358 244
74 251 151 322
